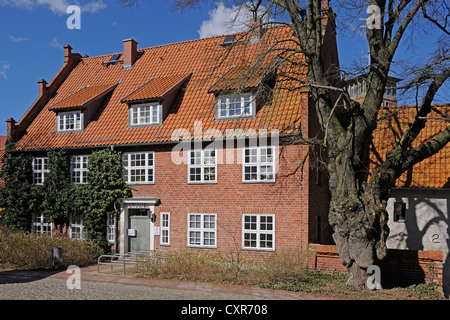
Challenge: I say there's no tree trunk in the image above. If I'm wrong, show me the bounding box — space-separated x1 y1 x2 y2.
328 136 390 289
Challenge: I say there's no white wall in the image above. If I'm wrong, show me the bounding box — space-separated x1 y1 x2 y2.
386 187 450 295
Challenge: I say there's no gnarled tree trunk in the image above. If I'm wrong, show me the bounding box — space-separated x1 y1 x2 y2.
328 134 390 288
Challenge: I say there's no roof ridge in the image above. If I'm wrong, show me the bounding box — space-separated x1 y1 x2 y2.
81 25 288 61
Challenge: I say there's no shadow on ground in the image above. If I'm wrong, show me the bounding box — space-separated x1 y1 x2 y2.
0 269 63 285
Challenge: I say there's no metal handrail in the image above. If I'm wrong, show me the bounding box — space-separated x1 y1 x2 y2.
97 253 138 275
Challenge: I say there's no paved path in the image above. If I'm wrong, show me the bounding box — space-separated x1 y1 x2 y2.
0 265 335 301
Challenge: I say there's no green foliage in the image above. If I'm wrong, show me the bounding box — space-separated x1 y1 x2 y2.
1 145 131 253
0 141 40 231
84 149 131 251
42 149 72 231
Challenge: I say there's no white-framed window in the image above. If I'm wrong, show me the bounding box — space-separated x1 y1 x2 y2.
243 146 276 183
160 212 170 246
188 149 217 183
123 152 155 184
216 93 255 119
71 155 89 184
70 215 88 240
129 103 161 126
242 214 275 251
31 213 52 235
106 212 116 243
187 213 216 248
57 111 83 132
32 157 49 185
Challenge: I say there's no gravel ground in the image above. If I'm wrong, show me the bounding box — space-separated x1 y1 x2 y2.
0 276 264 300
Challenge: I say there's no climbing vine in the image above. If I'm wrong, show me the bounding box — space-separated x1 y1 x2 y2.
1 141 40 231
1 145 131 253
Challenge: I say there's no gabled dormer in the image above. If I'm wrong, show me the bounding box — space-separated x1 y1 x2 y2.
121 72 193 128
48 83 119 133
208 64 276 121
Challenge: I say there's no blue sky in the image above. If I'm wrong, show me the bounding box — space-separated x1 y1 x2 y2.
0 0 448 136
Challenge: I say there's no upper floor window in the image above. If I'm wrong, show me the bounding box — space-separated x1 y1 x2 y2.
216 93 255 120
71 155 89 184
32 157 49 185
188 149 217 183
123 152 155 184
243 146 276 183
129 103 161 127
57 111 83 132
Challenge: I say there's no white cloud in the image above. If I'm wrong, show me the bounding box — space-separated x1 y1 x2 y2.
0 63 11 80
50 37 63 50
80 0 106 13
37 0 70 14
8 35 29 42
0 0 33 10
198 2 269 38
198 3 252 38
0 0 107 14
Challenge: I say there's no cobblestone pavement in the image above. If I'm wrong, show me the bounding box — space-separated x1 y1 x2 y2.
0 265 336 300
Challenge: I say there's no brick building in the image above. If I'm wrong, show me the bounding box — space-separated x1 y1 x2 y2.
3 5 339 258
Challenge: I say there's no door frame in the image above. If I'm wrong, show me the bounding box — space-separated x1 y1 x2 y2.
117 197 160 256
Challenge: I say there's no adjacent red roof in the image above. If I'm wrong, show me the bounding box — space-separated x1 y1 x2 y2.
14 26 306 151
370 104 450 188
121 73 192 103
48 83 118 111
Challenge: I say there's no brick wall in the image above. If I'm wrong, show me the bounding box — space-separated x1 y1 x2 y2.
308 244 444 288
121 141 319 259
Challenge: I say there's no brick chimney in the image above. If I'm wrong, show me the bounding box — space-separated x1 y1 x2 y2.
38 79 47 97
6 118 16 140
64 44 73 63
123 38 138 70
249 18 263 44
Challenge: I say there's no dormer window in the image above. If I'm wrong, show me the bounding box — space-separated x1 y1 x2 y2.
216 93 255 120
49 83 119 134
129 103 161 127
57 111 83 132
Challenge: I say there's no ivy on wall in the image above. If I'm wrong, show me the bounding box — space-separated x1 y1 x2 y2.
1 144 131 253
1 141 40 231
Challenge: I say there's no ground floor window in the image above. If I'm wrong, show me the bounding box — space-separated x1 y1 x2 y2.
31 213 52 235
106 212 116 243
160 212 170 246
242 214 275 250
188 213 216 248
70 215 88 240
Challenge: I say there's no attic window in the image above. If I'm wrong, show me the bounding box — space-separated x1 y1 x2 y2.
221 35 236 46
57 111 83 132
129 103 162 127
216 92 255 120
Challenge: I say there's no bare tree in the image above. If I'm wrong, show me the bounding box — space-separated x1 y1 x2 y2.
121 0 449 288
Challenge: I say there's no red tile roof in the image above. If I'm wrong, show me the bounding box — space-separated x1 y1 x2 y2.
14 26 306 151
370 104 450 188
121 73 192 103
48 83 118 111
